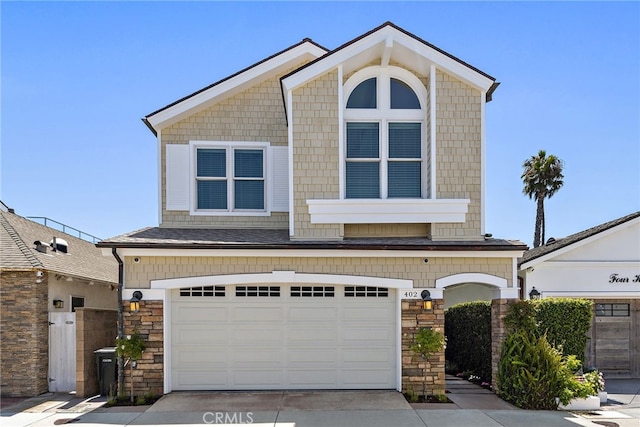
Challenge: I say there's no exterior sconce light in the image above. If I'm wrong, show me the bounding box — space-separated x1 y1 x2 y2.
130 291 143 312
421 289 433 311
529 287 541 300
53 299 64 309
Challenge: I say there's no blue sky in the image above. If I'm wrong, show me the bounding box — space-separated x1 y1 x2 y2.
2 1 639 246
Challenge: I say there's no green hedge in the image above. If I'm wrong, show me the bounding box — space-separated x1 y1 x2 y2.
504 298 593 362
534 298 593 362
445 301 492 381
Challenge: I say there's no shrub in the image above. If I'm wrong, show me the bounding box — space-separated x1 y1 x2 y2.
498 300 596 409
445 301 491 382
497 329 593 409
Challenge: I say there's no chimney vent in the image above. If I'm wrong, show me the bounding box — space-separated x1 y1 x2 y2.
34 241 48 253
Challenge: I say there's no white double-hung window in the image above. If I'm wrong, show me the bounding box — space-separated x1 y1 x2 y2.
344 66 427 199
195 143 266 212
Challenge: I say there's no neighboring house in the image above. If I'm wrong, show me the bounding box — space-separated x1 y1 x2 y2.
0 207 118 397
97 22 526 396
519 212 640 378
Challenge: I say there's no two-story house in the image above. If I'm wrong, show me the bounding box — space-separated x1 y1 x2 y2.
98 22 526 396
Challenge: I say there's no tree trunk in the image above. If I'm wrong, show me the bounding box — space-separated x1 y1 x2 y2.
534 196 545 247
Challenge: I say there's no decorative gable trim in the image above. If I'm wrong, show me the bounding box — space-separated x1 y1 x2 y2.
281 21 496 107
144 40 328 133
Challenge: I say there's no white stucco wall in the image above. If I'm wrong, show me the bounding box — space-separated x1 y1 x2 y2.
520 220 640 299
48 276 118 312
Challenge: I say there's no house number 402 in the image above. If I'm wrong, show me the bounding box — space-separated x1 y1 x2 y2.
401 291 421 299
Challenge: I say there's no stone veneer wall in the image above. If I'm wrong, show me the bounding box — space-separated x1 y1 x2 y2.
0 270 49 397
402 299 446 396
491 298 516 392
122 301 164 397
75 308 118 398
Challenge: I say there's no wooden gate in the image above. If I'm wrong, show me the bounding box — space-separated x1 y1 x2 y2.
49 312 76 392
589 300 639 378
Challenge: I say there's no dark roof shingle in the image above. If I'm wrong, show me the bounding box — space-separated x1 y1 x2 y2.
98 226 526 251
519 211 640 266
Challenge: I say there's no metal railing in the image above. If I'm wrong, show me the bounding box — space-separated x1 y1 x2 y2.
27 217 102 243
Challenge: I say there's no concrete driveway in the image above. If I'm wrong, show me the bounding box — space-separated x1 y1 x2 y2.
2 380 638 426
147 390 411 412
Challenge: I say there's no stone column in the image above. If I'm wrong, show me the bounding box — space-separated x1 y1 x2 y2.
491 298 516 392
123 300 164 397
401 298 445 396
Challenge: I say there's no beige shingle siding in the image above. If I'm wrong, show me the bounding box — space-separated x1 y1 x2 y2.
159 65 302 229
344 223 430 238
432 70 482 239
291 70 341 240
124 255 514 289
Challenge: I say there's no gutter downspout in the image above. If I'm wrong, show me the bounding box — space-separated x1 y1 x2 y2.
111 248 125 395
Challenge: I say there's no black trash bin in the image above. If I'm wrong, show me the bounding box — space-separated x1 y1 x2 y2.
94 347 117 396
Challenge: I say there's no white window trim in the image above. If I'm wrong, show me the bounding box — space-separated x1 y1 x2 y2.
342 66 428 200
189 141 270 216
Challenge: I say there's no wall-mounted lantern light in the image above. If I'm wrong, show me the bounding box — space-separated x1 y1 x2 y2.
53 299 64 309
129 291 143 312
421 289 433 311
529 287 541 300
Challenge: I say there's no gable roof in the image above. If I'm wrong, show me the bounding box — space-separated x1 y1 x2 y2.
282 22 497 98
0 210 118 284
519 211 640 268
143 38 328 134
143 22 499 135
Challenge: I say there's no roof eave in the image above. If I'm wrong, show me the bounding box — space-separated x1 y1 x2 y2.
144 40 328 133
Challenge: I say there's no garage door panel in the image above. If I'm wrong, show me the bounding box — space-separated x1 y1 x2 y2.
289 307 337 322
232 306 283 322
171 286 396 390
175 349 228 365
174 305 228 322
230 331 283 345
288 327 337 343
343 348 393 363
287 349 337 365
233 350 284 365
342 306 392 321
343 327 393 342
173 327 228 344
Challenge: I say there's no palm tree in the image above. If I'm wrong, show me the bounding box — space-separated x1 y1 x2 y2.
521 150 564 248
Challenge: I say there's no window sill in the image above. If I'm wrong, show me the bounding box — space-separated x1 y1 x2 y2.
306 198 470 224
190 210 271 217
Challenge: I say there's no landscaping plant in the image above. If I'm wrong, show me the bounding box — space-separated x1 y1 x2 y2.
410 327 446 399
115 329 146 402
497 300 596 409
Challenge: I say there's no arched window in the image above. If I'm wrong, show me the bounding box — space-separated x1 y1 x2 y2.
344 66 426 199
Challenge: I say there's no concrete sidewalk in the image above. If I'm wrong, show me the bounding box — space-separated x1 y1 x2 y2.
1 379 637 427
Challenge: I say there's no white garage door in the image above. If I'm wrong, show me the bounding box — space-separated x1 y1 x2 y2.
170 284 396 390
